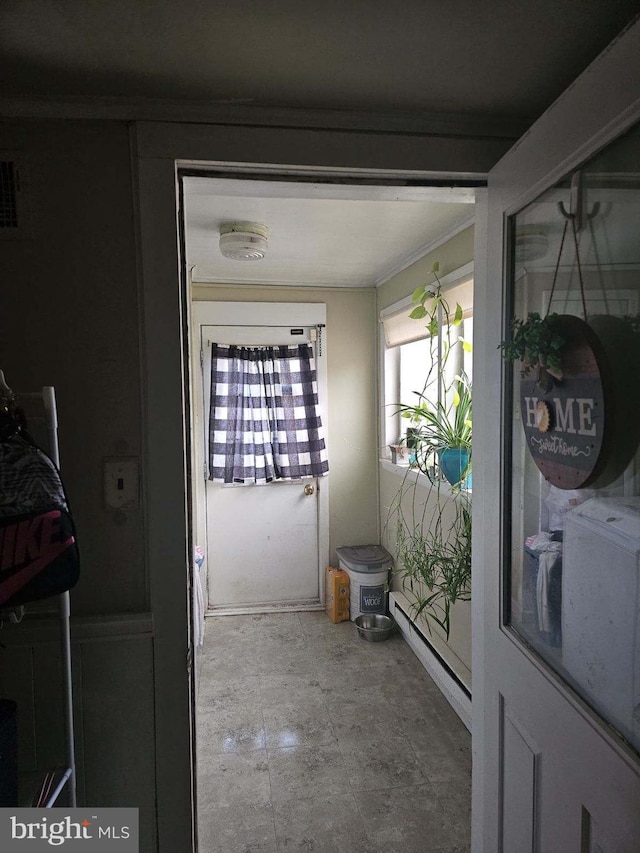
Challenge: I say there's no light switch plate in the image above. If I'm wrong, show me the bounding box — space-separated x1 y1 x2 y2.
103 457 140 510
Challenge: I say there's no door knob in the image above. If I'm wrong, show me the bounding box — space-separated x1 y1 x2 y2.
304 483 315 496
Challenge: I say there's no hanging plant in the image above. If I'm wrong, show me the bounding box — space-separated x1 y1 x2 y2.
499 312 567 380
500 215 587 383
500 211 640 490
395 491 471 640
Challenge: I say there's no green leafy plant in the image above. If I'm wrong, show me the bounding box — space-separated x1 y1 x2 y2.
396 373 472 484
386 262 473 639
395 490 471 640
398 373 472 449
410 276 463 329
499 312 566 377
395 263 472 481
409 263 471 354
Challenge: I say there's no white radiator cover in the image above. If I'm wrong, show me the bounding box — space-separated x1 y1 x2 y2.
389 591 472 731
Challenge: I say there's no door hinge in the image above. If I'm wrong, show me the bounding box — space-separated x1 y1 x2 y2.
200 348 204 368
186 646 193 675
203 461 208 481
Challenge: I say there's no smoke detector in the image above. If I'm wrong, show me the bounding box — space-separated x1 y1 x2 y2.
515 226 549 263
219 222 268 260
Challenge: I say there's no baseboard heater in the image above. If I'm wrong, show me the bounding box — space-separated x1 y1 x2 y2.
389 591 472 732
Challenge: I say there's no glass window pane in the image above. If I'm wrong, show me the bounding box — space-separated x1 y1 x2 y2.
505 121 640 754
400 338 432 406
463 317 473 381
399 338 436 439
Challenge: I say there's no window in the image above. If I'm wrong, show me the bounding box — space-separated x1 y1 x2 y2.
380 267 473 457
505 120 640 754
399 316 473 416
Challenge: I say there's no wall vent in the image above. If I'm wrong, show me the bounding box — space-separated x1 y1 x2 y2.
0 154 31 239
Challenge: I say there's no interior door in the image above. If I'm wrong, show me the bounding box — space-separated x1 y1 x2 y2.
473 21 640 852
202 323 326 611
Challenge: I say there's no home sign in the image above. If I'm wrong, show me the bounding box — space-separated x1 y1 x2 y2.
519 316 608 489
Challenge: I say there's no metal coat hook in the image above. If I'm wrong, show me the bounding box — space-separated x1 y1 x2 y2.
0 369 14 400
0 369 17 415
557 170 600 231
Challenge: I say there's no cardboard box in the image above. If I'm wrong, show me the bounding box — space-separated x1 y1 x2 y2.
325 566 350 623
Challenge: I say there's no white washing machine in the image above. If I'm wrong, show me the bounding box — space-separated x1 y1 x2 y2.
562 496 640 751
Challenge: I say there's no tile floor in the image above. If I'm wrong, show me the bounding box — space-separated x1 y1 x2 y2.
196 611 471 853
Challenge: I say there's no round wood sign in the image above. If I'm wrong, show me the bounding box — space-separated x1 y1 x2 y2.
519 315 609 489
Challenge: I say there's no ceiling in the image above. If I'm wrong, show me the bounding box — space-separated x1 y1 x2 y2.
184 178 475 287
4 1 637 288
1 1 637 120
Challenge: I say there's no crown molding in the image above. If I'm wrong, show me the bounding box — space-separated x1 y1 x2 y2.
375 215 475 287
0 96 528 140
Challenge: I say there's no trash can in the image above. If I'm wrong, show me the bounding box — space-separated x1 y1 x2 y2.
336 544 393 621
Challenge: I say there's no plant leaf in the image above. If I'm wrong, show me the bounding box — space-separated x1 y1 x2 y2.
411 286 426 303
453 303 463 326
409 305 427 320
462 339 472 352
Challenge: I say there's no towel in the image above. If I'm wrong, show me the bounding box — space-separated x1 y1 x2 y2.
527 533 562 633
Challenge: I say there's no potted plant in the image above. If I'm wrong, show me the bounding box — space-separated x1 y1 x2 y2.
388 443 411 465
499 311 567 381
396 373 472 488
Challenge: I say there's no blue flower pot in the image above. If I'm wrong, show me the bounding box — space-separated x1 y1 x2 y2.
439 448 472 488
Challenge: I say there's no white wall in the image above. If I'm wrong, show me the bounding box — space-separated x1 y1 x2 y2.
0 120 146 615
0 120 155 849
376 227 474 687
377 226 474 312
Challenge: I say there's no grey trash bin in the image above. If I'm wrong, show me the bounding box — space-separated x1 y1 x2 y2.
336 544 393 621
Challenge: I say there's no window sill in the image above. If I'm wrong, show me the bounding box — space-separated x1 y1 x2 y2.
379 459 471 497
380 458 437 490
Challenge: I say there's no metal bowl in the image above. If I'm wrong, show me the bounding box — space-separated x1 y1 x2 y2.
354 613 396 642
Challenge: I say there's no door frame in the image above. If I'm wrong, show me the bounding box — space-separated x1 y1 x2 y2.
473 20 640 852
134 120 498 850
190 300 330 612
132 28 640 838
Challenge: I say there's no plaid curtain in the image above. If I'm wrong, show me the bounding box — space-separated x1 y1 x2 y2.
209 343 329 484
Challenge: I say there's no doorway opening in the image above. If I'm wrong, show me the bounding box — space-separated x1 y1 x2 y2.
179 165 478 852
181 169 476 617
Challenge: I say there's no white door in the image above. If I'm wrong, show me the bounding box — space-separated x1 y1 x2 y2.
474 21 640 852
190 302 329 613
204 324 323 610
